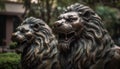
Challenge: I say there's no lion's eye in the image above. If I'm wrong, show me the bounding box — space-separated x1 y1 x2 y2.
66 18 71 22
31 24 39 29
30 24 40 31
71 18 78 21
66 17 78 22
33 24 39 28
21 28 29 33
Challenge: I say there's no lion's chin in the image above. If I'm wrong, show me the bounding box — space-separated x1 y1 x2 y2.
58 42 70 52
57 31 75 53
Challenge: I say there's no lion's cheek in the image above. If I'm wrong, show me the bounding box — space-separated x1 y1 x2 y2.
72 22 83 31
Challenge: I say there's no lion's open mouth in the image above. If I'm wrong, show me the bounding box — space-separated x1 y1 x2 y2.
58 31 75 42
19 40 27 45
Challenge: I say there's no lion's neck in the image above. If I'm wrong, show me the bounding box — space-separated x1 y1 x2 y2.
21 38 58 69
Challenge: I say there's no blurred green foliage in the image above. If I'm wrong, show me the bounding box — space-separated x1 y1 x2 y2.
9 42 17 49
95 5 120 37
0 53 21 69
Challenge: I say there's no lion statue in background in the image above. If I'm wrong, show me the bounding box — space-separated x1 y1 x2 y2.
53 3 120 69
12 17 61 69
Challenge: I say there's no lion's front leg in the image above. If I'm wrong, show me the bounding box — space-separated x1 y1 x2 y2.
104 45 120 69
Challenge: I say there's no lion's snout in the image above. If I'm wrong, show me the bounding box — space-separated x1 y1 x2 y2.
54 21 73 33
11 32 25 43
54 21 63 28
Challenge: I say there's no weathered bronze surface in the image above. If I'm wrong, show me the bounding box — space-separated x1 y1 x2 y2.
53 3 120 69
12 17 61 69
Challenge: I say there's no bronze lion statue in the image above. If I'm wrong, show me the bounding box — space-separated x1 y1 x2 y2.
12 17 61 69
53 3 120 69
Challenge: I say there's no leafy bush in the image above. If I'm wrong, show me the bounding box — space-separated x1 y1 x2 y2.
0 53 21 69
9 42 17 49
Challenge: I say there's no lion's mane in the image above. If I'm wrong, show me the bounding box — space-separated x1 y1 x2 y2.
57 3 120 69
18 17 60 69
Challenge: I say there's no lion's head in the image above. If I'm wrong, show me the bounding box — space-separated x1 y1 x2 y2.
53 3 117 69
12 17 54 52
12 17 54 51
12 17 60 69
53 3 103 53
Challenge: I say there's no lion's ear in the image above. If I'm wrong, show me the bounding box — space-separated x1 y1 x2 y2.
82 10 92 21
33 23 40 31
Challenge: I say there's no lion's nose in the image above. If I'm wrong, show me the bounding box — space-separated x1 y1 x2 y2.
11 33 17 41
12 33 17 38
54 21 63 27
